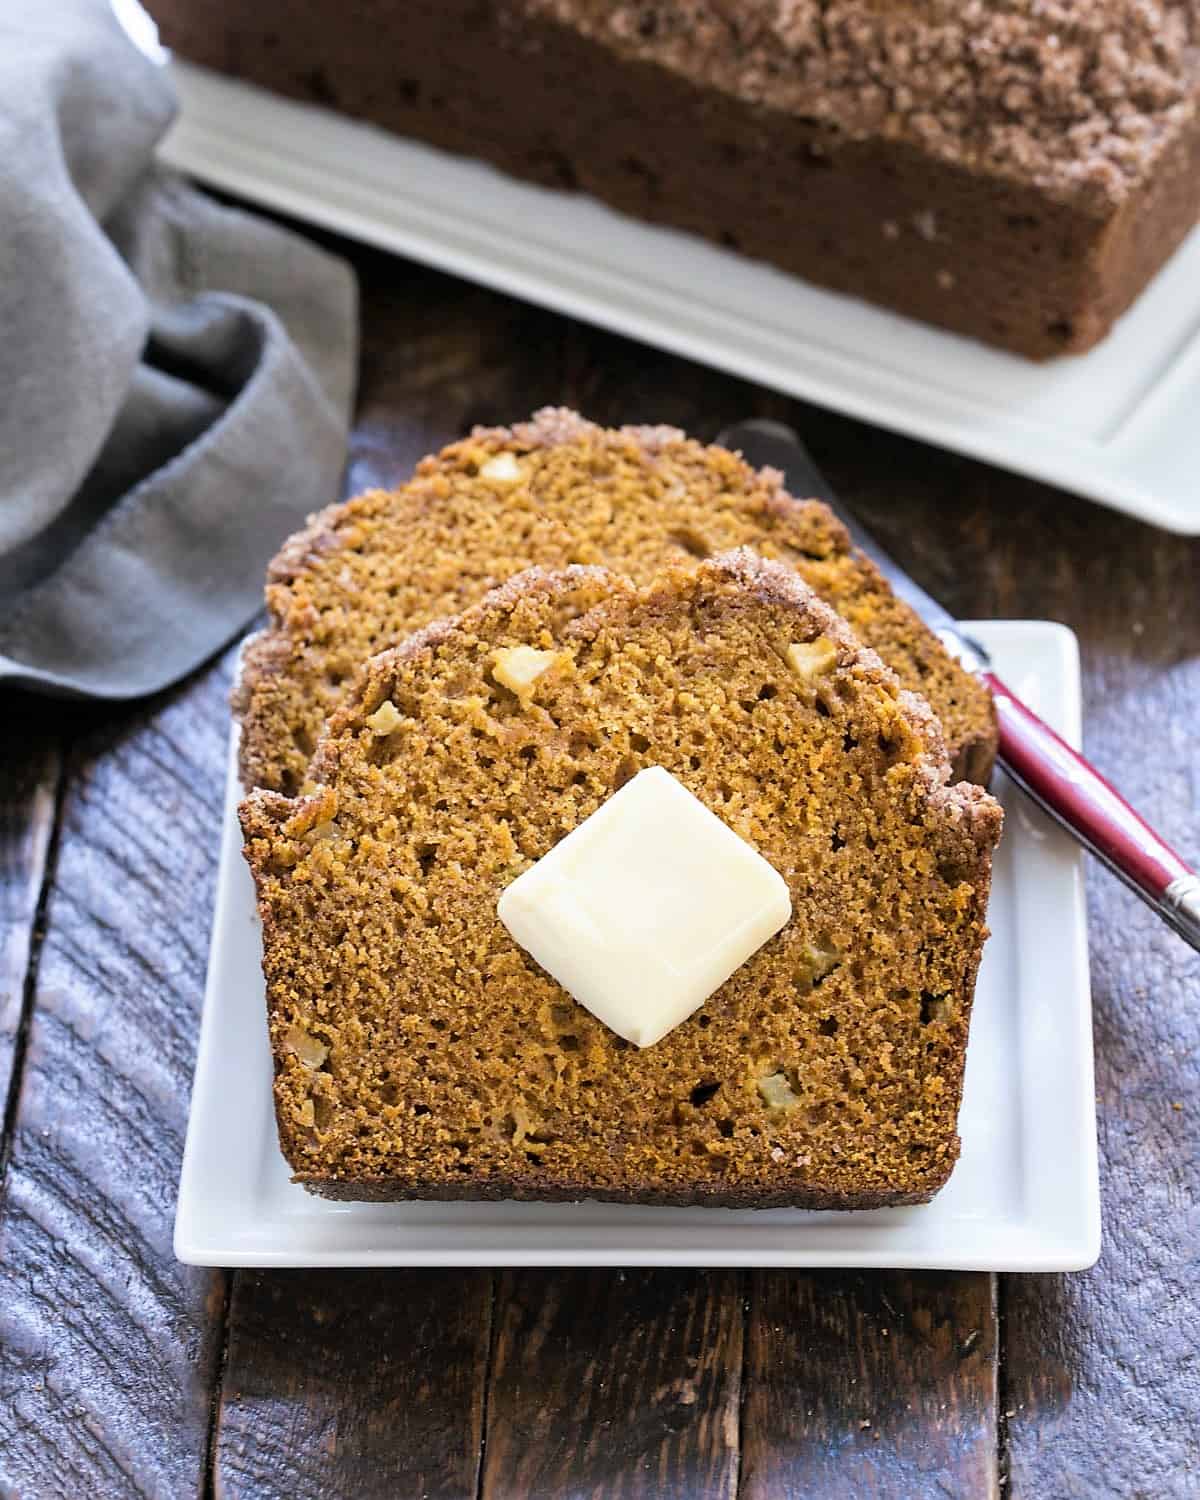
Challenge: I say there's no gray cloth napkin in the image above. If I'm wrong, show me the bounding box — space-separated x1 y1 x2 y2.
0 0 357 698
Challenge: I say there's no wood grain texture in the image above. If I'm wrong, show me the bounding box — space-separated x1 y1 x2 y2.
3 217 1197 1498
0 660 233 1499
0 701 61 1118
553 319 1006 1500
749 409 1200 1498
206 252 558 1500
343 242 566 499
992 513 1200 1500
214 1269 492 1500
742 1271 997 1500
481 1269 742 1500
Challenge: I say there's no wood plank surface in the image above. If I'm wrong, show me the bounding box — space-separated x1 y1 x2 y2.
206 251 564 1500
214 1269 493 1500
481 1269 742 1500
742 1272 997 1500
0 704 62 1121
778 414 1200 1499
536 324 1006 1500
2 219 1198 1498
0 662 233 1498
343 243 566 499
994 510 1200 1500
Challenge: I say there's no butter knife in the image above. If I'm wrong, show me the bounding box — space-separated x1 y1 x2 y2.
719 419 1200 952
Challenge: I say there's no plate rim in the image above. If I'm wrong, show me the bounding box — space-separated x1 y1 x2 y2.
175 619 1099 1270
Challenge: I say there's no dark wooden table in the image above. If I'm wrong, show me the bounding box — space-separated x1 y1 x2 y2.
1 230 1198 1500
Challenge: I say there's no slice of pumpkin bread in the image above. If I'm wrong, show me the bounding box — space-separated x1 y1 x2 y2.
240 551 1002 1208
234 408 995 795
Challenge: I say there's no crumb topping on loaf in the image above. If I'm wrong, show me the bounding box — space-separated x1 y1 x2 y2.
241 554 1002 1209
531 0 1199 201
235 409 995 796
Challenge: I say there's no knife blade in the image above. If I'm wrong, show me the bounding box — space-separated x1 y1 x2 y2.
718 419 988 674
717 418 1200 952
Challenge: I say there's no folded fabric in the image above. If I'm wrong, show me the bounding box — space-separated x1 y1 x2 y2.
0 0 357 698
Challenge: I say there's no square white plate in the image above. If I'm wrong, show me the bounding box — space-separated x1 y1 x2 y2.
153 59 1200 535
175 620 1099 1270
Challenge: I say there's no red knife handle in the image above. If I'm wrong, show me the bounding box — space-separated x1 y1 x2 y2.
982 670 1200 948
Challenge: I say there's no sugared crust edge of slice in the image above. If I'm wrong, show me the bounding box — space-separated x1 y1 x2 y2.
232 408 997 794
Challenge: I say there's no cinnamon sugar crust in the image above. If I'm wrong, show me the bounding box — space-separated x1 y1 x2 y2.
543 0 1199 205
234 410 996 796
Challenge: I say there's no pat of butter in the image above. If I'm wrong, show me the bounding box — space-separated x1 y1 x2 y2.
497 766 791 1047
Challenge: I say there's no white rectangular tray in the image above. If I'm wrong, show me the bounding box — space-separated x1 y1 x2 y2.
175 620 1099 1270
157 59 1200 535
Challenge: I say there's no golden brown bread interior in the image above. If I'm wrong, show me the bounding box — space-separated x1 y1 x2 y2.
234 409 995 796
240 551 1002 1208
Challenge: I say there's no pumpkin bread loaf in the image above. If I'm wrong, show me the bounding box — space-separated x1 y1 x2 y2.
240 552 1002 1208
234 409 995 795
155 0 1200 358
